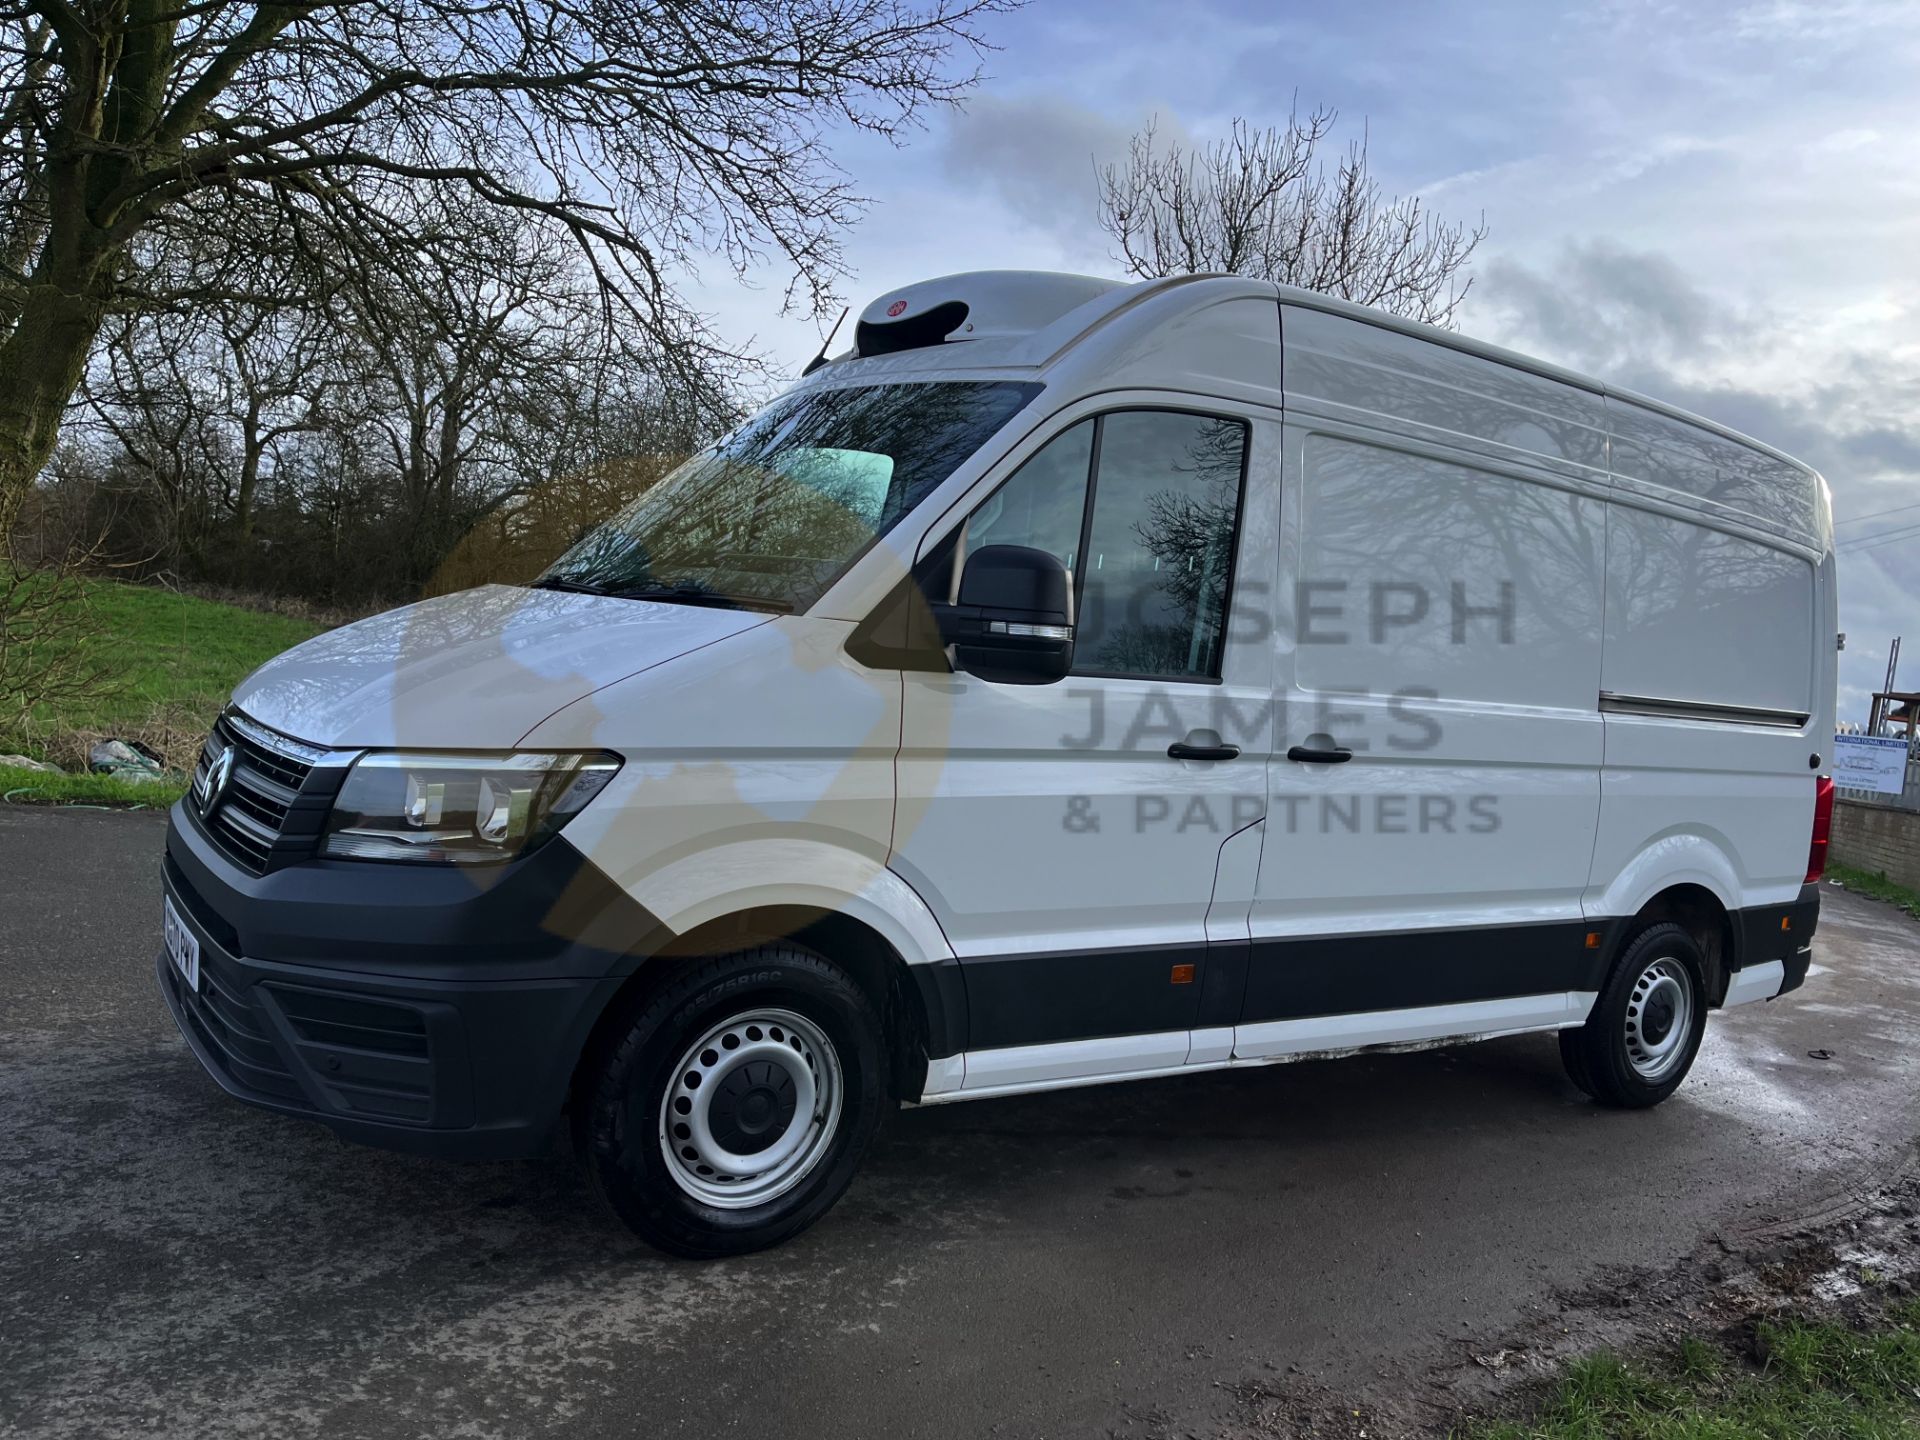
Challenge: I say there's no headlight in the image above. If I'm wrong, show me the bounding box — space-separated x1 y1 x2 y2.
321 751 621 864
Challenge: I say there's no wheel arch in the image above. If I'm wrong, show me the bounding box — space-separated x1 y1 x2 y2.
567 903 960 1122
1592 830 1750 1005
1624 883 1738 1006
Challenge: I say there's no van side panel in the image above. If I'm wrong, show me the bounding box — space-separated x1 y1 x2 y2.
1601 505 1818 717
1585 396 1827 927
1250 308 1610 1023
1275 305 1610 474
1607 395 1823 548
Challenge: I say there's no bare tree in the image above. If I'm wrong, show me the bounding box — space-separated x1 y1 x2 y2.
85 317 226 572
1097 107 1485 327
68 198 729 602
90 282 346 550
0 0 1010 533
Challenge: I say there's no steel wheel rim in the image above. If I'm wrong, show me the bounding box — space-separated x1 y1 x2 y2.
658 1008 843 1210
1624 957 1694 1082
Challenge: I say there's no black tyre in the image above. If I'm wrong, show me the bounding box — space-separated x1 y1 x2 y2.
579 944 887 1258
1559 921 1707 1109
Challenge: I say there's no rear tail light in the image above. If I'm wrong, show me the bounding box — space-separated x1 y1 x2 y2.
1805 774 1835 883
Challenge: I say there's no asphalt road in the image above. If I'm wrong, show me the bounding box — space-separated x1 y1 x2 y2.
5 804 1920 1439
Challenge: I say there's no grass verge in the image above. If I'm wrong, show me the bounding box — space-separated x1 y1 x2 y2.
1465 1305 1920 1439
0 763 184 808
16 578 322 737
3 579 323 806
1825 861 1920 920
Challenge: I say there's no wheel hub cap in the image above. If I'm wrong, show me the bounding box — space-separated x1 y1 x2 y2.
1642 992 1675 1045
710 1063 798 1153
658 1008 843 1210
1623 957 1694 1083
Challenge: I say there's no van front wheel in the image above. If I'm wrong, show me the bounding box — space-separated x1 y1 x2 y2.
580 945 887 1257
1559 922 1707 1109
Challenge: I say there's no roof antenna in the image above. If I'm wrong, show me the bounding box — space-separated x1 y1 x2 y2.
802 307 850 376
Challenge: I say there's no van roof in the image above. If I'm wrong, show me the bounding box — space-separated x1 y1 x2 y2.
831 269 1820 485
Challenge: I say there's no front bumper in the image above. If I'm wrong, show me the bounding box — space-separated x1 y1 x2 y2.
160 800 662 1159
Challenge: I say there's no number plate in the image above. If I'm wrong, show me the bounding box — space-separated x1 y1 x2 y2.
164 895 201 993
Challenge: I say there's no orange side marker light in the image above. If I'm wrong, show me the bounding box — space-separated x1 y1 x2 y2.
1170 963 1196 985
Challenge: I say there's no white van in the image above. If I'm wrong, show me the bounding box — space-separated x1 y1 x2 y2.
158 271 1837 1256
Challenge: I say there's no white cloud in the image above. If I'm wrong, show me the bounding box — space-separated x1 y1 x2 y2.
938 94 1152 260
1475 241 1758 377
1732 0 1920 44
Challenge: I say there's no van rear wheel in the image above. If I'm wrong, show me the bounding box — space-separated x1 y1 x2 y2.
579 944 887 1258
1559 921 1707 1109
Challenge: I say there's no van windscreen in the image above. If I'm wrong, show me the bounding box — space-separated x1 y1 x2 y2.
540 380 1040 614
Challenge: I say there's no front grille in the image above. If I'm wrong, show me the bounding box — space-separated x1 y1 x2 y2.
272 988 430 1058
166 956 440 1124
265 986 435 1123
191 712 323 875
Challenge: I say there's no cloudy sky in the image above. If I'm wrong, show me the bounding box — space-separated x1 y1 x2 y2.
691 0 1920 719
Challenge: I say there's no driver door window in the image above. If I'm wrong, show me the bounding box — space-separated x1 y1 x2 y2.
954 409 1249 683
961 419 1094 572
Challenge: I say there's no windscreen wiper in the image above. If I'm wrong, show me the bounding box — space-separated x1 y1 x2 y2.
531 575 791 613
617 583 792 614
530 575 617 596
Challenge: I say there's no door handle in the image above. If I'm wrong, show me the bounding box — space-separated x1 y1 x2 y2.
1168 739 1241 762
1286 745 1353 764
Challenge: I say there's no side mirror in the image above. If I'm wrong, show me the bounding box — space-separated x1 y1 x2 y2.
934 544 1075 685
